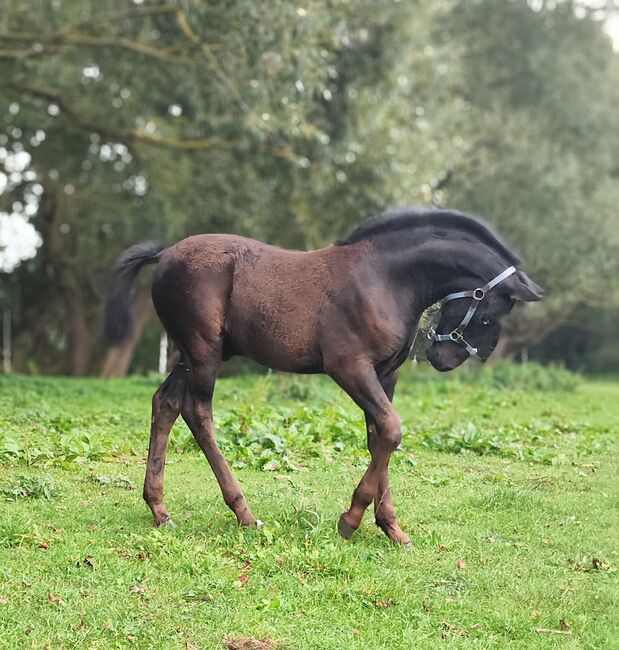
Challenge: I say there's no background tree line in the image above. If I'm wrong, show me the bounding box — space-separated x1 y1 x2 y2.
1 0 618 376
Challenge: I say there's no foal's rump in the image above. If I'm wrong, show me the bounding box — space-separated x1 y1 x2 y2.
151 234 237 358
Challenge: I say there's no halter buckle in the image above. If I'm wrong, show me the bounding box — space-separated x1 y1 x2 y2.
450 329 464 342
472 288 485 301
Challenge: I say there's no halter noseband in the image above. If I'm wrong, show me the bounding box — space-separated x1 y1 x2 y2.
428 266 517 357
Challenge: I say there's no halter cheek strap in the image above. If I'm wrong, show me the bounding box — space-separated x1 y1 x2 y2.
429 266 517 357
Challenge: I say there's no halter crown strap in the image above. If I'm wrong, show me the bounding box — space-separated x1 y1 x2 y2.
484 265 517 290
430 265 517 357
443 266 516 302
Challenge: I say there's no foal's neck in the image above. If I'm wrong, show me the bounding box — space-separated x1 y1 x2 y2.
382 230 513 310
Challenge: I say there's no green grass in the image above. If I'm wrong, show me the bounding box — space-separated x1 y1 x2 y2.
0 364 617 649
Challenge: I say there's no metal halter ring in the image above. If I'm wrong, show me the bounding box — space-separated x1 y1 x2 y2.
472 288 486 301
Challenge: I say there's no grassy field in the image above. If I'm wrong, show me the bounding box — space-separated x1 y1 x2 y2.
0 364 617 649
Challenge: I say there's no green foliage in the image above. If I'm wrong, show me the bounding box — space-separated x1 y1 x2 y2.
473 362 581 392
0 474 54 500
89 474 135 490
0 428 117 466
0 361 587 463
416 419 611 465
171 403 365 469
0 362 590 473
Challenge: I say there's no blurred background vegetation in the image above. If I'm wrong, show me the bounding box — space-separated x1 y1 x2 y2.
0 0 618 377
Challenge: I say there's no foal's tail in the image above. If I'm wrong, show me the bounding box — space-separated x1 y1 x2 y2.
104 242 165 344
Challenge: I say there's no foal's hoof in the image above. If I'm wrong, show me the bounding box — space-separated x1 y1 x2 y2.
338 514 357 540
156 517 176 529
376 520 412 548
239 517 263 528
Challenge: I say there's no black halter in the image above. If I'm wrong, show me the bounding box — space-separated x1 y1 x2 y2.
428 266 516 356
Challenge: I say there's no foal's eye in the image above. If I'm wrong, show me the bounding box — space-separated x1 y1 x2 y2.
480 315 491 326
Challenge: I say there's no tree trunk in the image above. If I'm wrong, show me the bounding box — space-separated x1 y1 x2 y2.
491 334 523 361
69 307 93 376
100 290 154 377
490 302 573 362
39 188 94 376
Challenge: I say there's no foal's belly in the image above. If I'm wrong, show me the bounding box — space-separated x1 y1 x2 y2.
225 297 324 372
225 254 327 373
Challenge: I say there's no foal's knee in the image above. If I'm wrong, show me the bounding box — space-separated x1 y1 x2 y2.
375 410 402 451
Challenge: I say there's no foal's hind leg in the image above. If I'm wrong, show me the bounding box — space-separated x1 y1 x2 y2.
181 351 258 527
143 364 186 526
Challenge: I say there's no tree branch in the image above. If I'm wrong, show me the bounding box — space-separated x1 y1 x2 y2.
0 31 190 64
175 9 252 113
84 4 179 23
1 81 301 162
0 45 47 61
434 170 453 191
61 33 190 64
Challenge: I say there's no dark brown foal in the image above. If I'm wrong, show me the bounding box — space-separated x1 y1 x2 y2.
106 207 543 545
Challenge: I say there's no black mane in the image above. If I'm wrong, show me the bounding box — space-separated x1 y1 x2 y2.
335 206 521 265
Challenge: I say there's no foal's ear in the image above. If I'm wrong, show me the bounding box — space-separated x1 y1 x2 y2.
511 270 544 302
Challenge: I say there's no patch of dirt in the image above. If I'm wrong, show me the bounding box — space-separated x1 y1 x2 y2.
375 599 393 608
223 637 279 650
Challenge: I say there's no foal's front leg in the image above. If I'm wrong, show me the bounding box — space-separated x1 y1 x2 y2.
328 362 407 544
366 417 410 546
368 371 411 545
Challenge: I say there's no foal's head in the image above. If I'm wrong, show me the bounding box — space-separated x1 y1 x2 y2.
426 269 543 371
